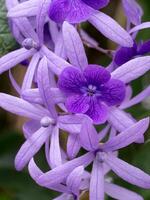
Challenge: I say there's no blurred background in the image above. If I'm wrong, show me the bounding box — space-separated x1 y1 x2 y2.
0 0 150 199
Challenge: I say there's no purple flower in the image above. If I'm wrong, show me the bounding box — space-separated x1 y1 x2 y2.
48 0 109 23
114 40 150 66
58 65 126 124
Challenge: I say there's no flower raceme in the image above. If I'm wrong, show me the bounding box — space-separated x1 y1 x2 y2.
0 0 150 200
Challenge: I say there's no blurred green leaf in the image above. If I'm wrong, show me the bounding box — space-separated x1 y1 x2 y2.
0 0 18 56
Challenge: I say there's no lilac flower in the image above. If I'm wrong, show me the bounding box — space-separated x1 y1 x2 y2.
37 117 150 199
58 65 125 124
114 40 150 66
7 0 133 47
0 57 84 171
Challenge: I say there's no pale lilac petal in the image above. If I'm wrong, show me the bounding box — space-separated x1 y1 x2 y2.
48 20 59 44
67 134 81 159
111 56 150 83
109 127 117 139
37 152 94 186
37 56 57 119
23 120 40 139
80 116 99 151
49 126 62 168
108 108 135 132
21 53 40 91
90 157 104 200
14 18 39 42
66 166 84 195
102 118 149 151
89 12 133 47
22 88 65 104
122 0 143 25
36 0 49 44
28 159 68 193
120 86 150 109
7 0 39 18
9 70 21 95
104 154 150 189
0 48 36 74
58 114 85 133
15 126 52 171
62 22 88 70
129 22 150 35
105 182 143 200
0 93 48 120
40 46 72 75
22 89 43 104
54 32 66 59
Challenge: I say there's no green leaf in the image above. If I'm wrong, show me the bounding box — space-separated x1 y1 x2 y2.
0 0 18 56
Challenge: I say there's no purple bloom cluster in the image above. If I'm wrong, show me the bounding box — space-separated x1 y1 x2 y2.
0 0 150 199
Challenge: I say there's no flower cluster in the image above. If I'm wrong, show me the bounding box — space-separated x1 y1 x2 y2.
0 0 150 199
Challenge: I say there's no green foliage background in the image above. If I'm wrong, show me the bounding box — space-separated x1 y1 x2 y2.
0 0 150 199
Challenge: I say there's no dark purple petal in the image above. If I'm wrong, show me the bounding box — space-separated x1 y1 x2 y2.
114 43 137 66
58 67 86 94
48 0 95 23
138 40 150 55
85 100 108 124
66 94 89 113
83 65 111 86
82 0 109 9
100 79 126 106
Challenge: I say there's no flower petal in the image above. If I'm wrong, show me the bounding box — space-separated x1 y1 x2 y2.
105 182 143 200
85 100 108 124
23 120 41 139
37 152 94 186
111 56 150 84
66 94 89 113
66 166 84 195
67 134 81 159
104 154 150 189
0 93 48 120
0 48 36 74
15 126 52 171
58 67 87 94
83 65 111 85
102 117 149 152
90 157 104 200
7 0 39 18
89 12 133 47
40 45 72 75
37 56 57 119
21 53 40 92
114 44 137 66
108 108 135 132
120 85 150 109
62 21 88 70
80 116 99 151
100 79 126 106
49 127 62 168
138 40 150 55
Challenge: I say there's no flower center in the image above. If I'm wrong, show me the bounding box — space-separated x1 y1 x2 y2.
87 84 97 96
22 38 40 50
